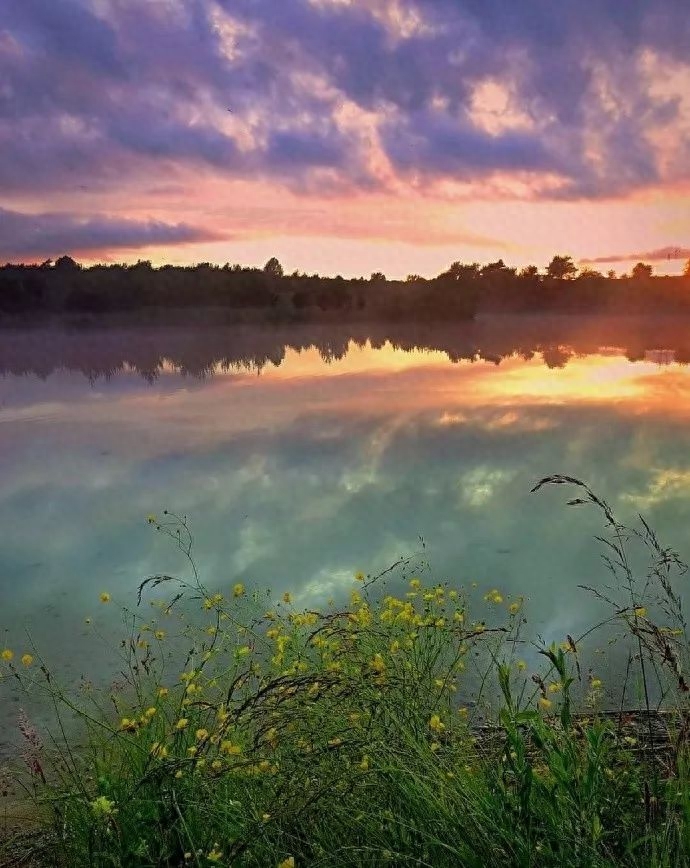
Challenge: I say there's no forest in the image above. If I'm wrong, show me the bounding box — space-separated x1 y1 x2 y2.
1 254 690 321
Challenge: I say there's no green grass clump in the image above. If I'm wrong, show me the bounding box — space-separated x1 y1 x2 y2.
1 479 689 867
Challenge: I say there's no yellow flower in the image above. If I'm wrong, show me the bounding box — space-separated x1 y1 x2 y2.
21 653 33 666
220 740 242 756
484 589 503 604
175 770 184 779
548 682 562 694
146 514 157 525
282 592 292 604
277 858 295 868
409 578 421 590
1 649 14 662
99 592 111 603
538 697 553 711
119 717 138 732
262 813 271 821
233 582 245 597
207 846 223 863
154 630 166 640
360 755 370 770
328 737 342 747
457 707 468 718
195 728 209 741
429 714 445 733
634 606 647 618
591 678 603 689
211 759 223 771
158 687 169 698
90 795 116 818
144 707 157 718
150 742 168 759
175 718 189 731
509 601 522 615
355 571 365 582
516 660 527 671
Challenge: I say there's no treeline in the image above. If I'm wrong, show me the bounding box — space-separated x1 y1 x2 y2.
1 254 689 321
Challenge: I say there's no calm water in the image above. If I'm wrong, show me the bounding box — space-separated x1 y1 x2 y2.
1 316 689 736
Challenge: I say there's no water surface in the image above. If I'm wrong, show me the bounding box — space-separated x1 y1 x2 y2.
1 316 689 736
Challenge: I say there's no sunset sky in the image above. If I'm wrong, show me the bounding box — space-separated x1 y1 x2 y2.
1 0 689 276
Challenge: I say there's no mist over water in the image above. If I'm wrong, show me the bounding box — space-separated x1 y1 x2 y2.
1 315 689 738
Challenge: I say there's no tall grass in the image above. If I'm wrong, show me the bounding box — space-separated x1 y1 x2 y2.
1 478 689 867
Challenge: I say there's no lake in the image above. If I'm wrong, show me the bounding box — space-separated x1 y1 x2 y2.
1 315 689 738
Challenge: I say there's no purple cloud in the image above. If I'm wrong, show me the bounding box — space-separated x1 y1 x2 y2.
0 0 689 204
581 246 690 264
0 208 220 260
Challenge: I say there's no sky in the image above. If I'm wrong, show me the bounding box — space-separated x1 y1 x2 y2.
1 0 689 276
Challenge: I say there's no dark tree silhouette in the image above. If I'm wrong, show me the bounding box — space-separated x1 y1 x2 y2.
546 255 577 280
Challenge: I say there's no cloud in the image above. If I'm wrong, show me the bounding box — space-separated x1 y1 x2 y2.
582 246 690 264
1 0 690 230
0 208 221 260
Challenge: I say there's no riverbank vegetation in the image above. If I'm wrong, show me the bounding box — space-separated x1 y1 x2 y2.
1 478 689 866
1 255 690 322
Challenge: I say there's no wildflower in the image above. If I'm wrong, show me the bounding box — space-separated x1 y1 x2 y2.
236 645 251 657
548 682 562 694
195 728 209 741
429 714 445 733
634 606 647 618
538 697 553 711
355 571 365 582
99 592 111 603
150 742 168 759
158 687 169 698
350 590 362 606
220 740 242 756
233 582 245 597
19 653 33 667
119 718 137 732
509 601 522 615
516 660 527 671
175 770 184 779
390 639 400 654
187 746 198 756
90 796 116 819
282 592 292 604
1 649 14 662
278 857 296 868
360 755 370 770
146 514 157 525
453 610 465 623
430 741 440 752
207 845 223 863
154 630 166 640
328 737 342 747
484 589 503 604
262 813 271 821
211 759 223 771
457 707 469 718
591 678 603 689
175 718 189 731
144 707 157 718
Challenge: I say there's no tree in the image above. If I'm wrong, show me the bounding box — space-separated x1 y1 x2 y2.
370 272 386 283
546 255 577 280
263 257 284 279
607 269 616 279
519 265 540 278
54 255 79 273
631 262 653 280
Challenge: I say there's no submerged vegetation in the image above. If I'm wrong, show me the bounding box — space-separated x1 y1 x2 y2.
2 255 690 322
1 478 689 866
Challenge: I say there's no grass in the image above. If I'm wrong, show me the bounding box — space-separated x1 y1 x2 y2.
1 477 689 867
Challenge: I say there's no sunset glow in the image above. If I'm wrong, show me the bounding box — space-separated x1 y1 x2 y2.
1 1 689 275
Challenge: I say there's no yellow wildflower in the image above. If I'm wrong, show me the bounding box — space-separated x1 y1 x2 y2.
195 728 209 741
150 742 168 759
282 592 292 604
207 846 223 863
509 601 522 615
548 682 562 694
516 660 527 671
277 858 295 868
154 630 165 640
158 687 169 698
591 678 603 689
370 653 386 674
360 755 370 770
220 740 242 756
144 707 157 718
634 606 647 618
21 653 33 666
538 697 553 711
233 582 245 597
429 714 445 732
99 592 111 603
211 759 223 771
175 718 189 731
1 649 14 662
146 514 157 525
354 571 365 582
